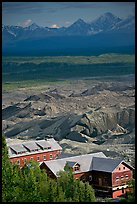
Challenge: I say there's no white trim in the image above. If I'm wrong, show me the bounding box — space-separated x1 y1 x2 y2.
112 184 128 191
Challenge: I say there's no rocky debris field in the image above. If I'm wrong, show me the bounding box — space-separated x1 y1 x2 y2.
2 76 135 164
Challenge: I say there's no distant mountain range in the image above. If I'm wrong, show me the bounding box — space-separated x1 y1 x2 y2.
2 12 135 56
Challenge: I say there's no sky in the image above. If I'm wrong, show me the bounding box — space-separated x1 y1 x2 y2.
2 2 135 28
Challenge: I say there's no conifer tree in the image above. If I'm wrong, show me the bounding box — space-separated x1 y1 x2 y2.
2 135 15 201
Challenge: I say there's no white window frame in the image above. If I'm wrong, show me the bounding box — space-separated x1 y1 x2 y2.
43 155 46 160
17 159 20 165
24 158 27 164
116 176 119 181
89 175 92 181
37 156 40 161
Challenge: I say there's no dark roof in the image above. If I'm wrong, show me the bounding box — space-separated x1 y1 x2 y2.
40 152 134 176
66 161 77 167
40 152 106 176
92 157 123 172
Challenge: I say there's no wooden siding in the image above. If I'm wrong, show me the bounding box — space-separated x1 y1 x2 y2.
10 150 61 168
113 163 131 173
92 171 112 188
74 172 85 179
79 171 93 182
40 162 57 179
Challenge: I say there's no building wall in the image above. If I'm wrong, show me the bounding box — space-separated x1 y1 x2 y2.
78 171 93 183
10 149 61 168
74 172 85 179
40 162 57 179
112 187 132 198
112 189 124 198
112 163 132 187
39 162 133 199
92 171 112 188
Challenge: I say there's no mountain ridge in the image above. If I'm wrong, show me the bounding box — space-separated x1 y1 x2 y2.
3 12 134 37
2 12 135 55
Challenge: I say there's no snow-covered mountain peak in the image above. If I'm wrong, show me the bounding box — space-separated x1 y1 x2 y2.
93 12 121 23
2 13 135 40
101 12 118 18
71 18 88 27
26 23 40 30
111 14 135 32
75 18 85 23
90 12 122 32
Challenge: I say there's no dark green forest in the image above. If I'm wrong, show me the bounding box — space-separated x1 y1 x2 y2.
2 54 135 83
2 62 134 82
2 135 96 202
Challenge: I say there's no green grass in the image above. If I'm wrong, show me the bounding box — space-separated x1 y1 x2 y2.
2 79 72 91
2 53 135 64
2 54 135 91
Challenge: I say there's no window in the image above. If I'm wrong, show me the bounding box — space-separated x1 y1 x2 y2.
123 167 125 170
104 177 108 183
43 155 46 160
119 167 121 170
17 160 20 165
24 158 27 164
56 153 59 158
37 156 40 161
116 176 119 181
30 157 33 160
50 154 52 159
121 176 124 180
89 175 92 181
125 175 129 179
74 166 79 171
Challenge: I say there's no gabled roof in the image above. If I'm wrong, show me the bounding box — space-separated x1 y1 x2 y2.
92 157 123 173
36 140 51 149
121 161 134 170
10 144 27 154
23 141 40 151
7 138 62 158
40 152 106 177
40 152 134 176
92 157 134 172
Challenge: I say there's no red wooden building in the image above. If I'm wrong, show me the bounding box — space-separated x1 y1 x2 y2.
7 138 62 168
40 152 134 198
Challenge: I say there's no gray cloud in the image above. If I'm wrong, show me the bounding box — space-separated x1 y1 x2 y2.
2 2 101 15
